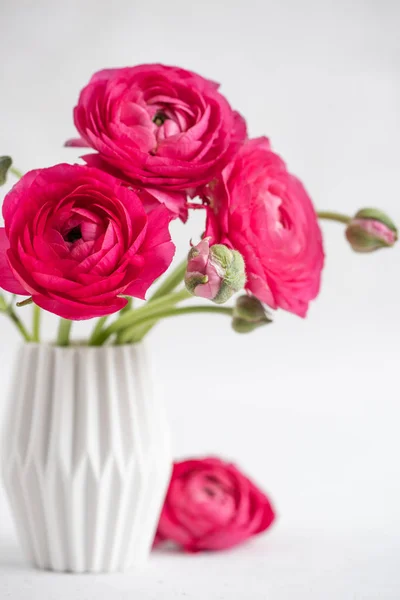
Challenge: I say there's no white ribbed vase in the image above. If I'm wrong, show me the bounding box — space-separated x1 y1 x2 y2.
1 343 172 573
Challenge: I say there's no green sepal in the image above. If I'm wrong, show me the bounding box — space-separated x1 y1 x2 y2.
0 156 12 185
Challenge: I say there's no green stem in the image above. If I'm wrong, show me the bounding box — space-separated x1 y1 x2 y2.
317 211 350 224
8 312 32 341
10 166 23 179
89 288 191 346
0 294 7 312
56 319 73 347
123 319 159 344
115 298 134 343
88 315 110 346
32 305 41 343
150 259 187 301
16 297 33 307
88 261 187 346
4 305 32 342
120 297 133 313
122 261 188 344
118 305 233 345
0 294 31 341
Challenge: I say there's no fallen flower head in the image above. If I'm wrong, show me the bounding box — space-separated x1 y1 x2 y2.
155 457 276 553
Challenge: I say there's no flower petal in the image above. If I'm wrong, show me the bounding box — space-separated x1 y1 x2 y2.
0 230 29 295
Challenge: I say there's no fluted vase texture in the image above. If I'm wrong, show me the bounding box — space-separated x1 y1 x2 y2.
1 343 172 573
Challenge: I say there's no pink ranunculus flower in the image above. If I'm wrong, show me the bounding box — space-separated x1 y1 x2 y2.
66 64 247 192
0 164 175 320
155 457 275 552
205 138 324 317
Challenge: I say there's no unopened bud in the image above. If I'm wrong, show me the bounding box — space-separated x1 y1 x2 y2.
232 295 272 333
346 208 397 253
185 238 246 304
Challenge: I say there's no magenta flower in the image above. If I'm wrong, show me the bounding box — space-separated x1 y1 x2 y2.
137 186 188 222
67 64 247 192
155 457 275 553
0 164 175 319
205 138 324 317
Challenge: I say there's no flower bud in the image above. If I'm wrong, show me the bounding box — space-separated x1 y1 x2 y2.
0 156 12 186
345 208 397 253
185 238 246 304
232 295 272 333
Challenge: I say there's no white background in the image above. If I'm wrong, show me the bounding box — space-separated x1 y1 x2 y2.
1 0 400 598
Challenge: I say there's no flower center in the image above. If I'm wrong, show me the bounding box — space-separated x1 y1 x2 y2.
64 225 82 243
153 111 169 126
203 486 217 498
278 206 291 230
202 475 222 499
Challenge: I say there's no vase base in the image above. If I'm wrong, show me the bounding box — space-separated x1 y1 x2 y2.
30 559 148 574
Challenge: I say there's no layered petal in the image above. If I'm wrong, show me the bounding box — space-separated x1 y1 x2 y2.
156 457 275 552
205 138 324 317
0 165 175 319
0 229 28 295
67 63 247 191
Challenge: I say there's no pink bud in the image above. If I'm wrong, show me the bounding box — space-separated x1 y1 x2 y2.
185 238 223 300
345 209 397 253
185 238 246 304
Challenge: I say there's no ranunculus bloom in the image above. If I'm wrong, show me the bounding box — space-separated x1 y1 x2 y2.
0 164 175 319
67 63 247 192
155 457 275 552
205 138 324 317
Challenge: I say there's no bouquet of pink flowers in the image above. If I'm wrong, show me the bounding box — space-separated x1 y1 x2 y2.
1 63 397 563
0 63 396 345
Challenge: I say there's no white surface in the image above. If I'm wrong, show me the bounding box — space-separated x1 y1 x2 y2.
2 344 171 572
0 0 399 597
1 528 400 600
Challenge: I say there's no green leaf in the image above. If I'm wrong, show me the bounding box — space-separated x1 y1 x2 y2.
0 156 12 186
